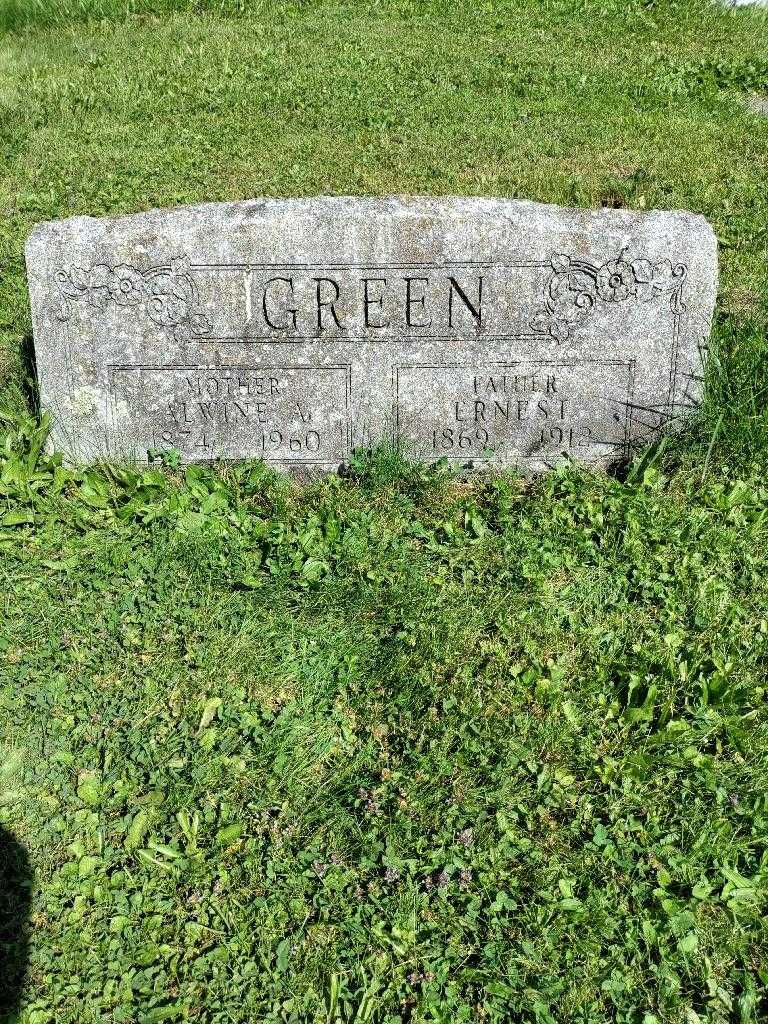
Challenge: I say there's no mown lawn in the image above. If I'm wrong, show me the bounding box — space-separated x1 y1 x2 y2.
2 2 768 1022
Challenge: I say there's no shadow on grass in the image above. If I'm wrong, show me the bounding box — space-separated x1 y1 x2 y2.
19 334 38 417
0 827 32 1023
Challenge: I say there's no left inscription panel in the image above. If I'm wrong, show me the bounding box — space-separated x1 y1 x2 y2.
108 365 352 466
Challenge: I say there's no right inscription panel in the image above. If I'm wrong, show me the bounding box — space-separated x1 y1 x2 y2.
395 360 635 466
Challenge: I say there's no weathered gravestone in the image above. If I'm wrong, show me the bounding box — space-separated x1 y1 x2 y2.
26 197 717 472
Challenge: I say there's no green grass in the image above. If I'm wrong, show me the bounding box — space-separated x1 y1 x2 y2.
2 1 768 1021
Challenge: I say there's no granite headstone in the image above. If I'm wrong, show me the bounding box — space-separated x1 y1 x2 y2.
26 196 717 471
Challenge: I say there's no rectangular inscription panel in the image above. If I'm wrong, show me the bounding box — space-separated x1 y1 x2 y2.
108 365 351 465
395 361 633 466
25 197 717 471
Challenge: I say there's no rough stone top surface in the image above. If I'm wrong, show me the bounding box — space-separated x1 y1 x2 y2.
26 195 718 472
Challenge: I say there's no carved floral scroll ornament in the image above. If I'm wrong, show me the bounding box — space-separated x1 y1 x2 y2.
54 255 212 343
530 252 687 342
